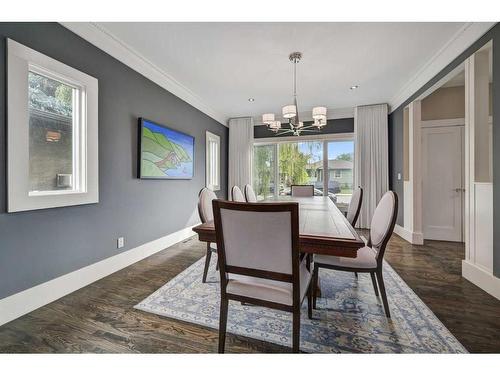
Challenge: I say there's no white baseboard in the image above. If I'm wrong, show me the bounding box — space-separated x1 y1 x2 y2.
462 260 500 301
0 224 199 327
394 224 424 245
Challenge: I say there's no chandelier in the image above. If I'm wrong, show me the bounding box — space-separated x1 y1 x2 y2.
262 52 327 136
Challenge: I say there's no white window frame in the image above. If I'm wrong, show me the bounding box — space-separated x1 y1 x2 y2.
206 131 221 191
7 39 98 212
253 133 355 198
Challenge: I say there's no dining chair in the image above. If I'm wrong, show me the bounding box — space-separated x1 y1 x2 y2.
290 185 314 197
197 187 218 283
312 191 398 318
212 200 313 353
244 184 258 202
231 185 246 202
346 186 363 227
346 187 364 278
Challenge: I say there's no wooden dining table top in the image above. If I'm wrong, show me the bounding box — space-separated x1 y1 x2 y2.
192 196 364 258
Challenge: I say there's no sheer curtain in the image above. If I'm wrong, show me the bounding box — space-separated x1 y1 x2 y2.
228 117 254 198
354 104 389 228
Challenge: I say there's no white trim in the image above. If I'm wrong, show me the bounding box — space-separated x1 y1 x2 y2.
389 22 495 112
60 22 227 126
462 261 500 301
205 131 221 191
7 39 99 212
253 132 354 144
421 118 465 128
394 224 424 245
0 224 198 327
415 64 466 102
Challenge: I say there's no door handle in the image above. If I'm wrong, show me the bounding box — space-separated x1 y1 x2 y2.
454 188 462 192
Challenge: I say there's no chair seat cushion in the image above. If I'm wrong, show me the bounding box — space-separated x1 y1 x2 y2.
226 259 311 306
314 246 377 269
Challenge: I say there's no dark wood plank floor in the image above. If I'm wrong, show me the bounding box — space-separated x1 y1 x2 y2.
0 233 499 353
381 233 500 353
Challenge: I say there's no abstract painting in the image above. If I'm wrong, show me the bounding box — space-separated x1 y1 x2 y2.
139 118 194 179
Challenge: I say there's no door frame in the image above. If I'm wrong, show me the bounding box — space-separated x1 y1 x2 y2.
421 120 465 241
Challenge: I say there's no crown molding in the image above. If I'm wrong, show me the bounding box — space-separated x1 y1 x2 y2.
388 22 495 113
60 22 227 126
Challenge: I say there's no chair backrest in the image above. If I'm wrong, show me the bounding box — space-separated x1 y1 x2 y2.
198 187 217 223
291 185 314 197
346 186 363 226
369 191 398 263
212 200 300 285
244 184 258 203
231 185 246 202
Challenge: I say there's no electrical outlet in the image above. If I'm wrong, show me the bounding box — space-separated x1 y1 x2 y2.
117 237 125 249
397 173 402 180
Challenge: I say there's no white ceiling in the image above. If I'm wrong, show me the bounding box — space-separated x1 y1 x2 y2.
96 22 471 123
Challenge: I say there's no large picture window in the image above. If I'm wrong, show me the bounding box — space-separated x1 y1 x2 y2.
253 137 354 210
7 39 98 212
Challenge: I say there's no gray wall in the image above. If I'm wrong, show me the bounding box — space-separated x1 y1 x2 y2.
0 23 228 300
388 23 499 277
254 117 354 138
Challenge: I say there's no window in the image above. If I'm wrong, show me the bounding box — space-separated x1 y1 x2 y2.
253 136 354 207
28 70 76 193
7 39 98 212
206 131 220 191
278 141 323 196
253 144 276 200
327 140 354 212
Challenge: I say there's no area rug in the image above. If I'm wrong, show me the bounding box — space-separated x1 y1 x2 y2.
135 255 467 353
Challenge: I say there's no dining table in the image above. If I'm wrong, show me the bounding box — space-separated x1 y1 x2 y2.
192 195 364 258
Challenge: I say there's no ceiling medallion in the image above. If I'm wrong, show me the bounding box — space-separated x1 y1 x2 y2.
262 52 327 136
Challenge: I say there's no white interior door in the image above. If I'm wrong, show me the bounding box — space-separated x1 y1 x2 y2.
422 125 464 241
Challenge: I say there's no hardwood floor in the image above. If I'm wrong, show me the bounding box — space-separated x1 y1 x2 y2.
0 233 499 353
380 232 500 353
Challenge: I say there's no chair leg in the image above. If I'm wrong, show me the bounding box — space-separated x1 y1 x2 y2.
375 269 390 318
307 282 313 319
218 298 229 353
370 272 379 297
202 244 212 283
354 272 358 279
312 264 319 309
292 309 300 353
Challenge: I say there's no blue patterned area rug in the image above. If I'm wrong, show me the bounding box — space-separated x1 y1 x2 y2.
135 255 466 353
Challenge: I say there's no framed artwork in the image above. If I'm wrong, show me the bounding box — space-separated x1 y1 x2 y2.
139 118 194 179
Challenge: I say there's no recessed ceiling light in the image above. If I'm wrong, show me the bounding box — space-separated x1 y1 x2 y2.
248 98 255 102
350 85 359 90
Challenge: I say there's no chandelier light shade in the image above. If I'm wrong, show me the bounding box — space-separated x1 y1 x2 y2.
269 120 281 131
282 105 297 119
262 113 275 124
312 106 327 119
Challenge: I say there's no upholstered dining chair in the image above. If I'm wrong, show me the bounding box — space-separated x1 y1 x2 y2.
291 185 314 197
346 186 363 227
197 187 218 283
312 191 398 318
231 185 246 202
212 200 313 353
244 184 258 202
346 187 364 278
